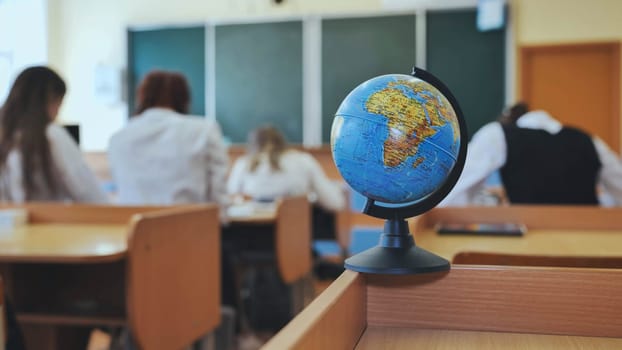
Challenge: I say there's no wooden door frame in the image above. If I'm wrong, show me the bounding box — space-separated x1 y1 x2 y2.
520 41 621 151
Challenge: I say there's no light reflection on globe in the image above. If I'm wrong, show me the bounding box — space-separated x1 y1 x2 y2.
331 74 461 204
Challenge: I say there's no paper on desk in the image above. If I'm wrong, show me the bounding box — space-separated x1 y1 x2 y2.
227 202 276 217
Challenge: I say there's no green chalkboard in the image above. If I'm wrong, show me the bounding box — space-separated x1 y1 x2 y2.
127 26 206 116
215 21 303 144
321 15 417 143
426 9 505 138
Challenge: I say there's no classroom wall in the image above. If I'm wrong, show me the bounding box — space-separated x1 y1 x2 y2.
511 0 622 149
47 0 381 151
47 0 622 151
0 0 47 101
513 0 622 44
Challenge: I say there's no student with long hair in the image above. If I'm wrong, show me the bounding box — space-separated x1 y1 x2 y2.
227 125 345 211
108 70 229 209
0 66 107 202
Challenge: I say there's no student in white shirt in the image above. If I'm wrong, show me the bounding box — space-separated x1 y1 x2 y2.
0 66 107 203
442 103 622 206
227 125 345 212
108 70 229 210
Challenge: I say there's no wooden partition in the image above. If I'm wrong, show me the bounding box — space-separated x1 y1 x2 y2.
263 271 366 349
453 251 622 268
365 267 622 337
275 196 312 284
265 267 622 349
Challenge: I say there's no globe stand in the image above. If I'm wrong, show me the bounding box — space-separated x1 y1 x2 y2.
344 217 450 274
339 66 468 275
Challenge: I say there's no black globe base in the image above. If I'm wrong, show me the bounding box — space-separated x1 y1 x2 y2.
345 243 449 274
344 219 450 274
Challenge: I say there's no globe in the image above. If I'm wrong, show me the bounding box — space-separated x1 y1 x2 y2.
331 73 461 205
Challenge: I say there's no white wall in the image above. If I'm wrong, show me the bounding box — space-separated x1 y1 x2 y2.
49 0 622 150
48 0 385 151
0 0 48 102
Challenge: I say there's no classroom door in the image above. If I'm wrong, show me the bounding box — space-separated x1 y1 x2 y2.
520 42 621 151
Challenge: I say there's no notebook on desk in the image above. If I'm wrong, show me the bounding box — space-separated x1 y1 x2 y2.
435 222 526 236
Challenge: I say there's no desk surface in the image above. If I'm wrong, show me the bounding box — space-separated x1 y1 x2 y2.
228 212 275 225
356 327 622 349
415 228 622 260
227 202 276 225
0 205 277 264
0 224 127 263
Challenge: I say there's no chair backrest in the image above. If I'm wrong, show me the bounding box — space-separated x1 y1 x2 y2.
276 196 312 283
0 277 4 347
335 185 352 251
453 251 622 268
127 205 221 350
311 185 351 252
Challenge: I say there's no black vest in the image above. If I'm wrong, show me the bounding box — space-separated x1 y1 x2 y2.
500 125 601 205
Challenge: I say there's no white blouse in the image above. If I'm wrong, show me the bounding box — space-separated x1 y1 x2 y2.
0 123 108 203
108 108 229 209
227 149 346 212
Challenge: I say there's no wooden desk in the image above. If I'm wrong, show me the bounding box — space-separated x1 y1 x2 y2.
265 267 622 349
356 328 622 349
226 197 312 317
0 204 220 350
0 224 127 263
411 206 622 261
227 197 311 285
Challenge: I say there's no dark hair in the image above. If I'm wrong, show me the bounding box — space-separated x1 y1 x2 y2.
498 102 529 125
248 126 287 172
0 66 66 199
135 70 191 115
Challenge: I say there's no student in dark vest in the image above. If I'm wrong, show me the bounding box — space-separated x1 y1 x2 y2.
442 103 622 206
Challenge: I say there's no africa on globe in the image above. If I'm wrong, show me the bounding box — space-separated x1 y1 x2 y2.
331 74 461 204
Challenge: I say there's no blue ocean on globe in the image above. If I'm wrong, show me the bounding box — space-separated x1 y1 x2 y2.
331 74 461 204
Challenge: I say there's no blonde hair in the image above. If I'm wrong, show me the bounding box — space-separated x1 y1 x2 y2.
247 126 287 172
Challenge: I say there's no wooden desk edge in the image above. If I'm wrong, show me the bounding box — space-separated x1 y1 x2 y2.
0 252 127 264
263 270 366 349
413 206 622 231
268 266 622 349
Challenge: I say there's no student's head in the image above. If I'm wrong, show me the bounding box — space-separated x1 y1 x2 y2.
0 66 67 198
498 102 529 125
135 70 191 115
247 125 287 172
